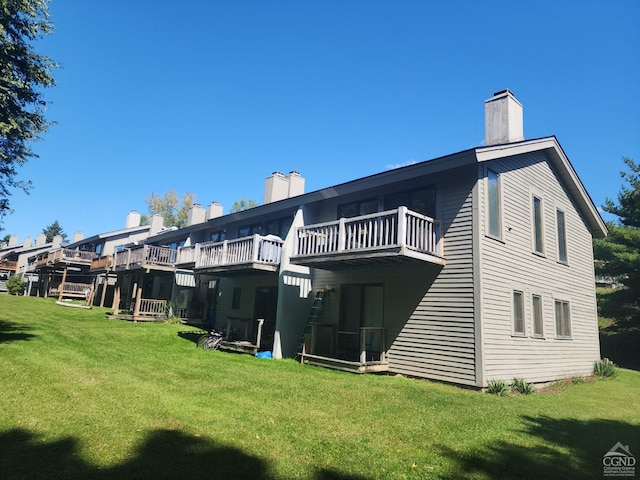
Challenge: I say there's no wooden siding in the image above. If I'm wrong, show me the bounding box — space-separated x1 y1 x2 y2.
479 151 600 384
311 167 477 385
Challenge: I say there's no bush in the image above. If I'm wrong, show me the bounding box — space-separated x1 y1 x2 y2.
512 377 535 395
486 379 510 396
6 275 25 296
594 358 617 378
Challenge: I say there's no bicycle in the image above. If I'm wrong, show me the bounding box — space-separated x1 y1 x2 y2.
196 330 224 351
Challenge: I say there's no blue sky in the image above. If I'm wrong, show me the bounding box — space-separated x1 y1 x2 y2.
2 0 639 242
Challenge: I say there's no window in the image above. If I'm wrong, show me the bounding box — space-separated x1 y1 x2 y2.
232 287 242 309
513 290 525 335
238 223 262 237
385 187 436 218
337 198 378 219
210 230 225 243
533 195 544 254
557 209 568 263
487 169 501 238
264 217 293 238
532 294 543 337
555 299 571 338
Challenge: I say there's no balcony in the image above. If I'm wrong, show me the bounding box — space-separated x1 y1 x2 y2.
189 234 283 275
291 206 445 270
35 248 97 270
113 245 177 272
90 255 113 272
0 259 18 272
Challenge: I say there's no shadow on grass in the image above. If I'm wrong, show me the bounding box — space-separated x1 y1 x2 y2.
438 416 639 479
0 428 370 480
0 319 34 343
177 330 208 346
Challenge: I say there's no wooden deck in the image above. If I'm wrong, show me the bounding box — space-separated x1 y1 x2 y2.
113 245 177 272
291 207 445 269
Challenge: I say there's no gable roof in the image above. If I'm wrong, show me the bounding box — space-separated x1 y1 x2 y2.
475 136 607 238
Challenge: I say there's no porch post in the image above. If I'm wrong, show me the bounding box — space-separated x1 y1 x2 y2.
134 281 142 318
252 234 260 262
397 206 407 248
113 284 120 314
338 218 346 251
58 266 68 301
360 328 366 364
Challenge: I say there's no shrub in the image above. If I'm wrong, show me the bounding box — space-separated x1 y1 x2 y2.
6 275 25 296
511 377 535 395
594 358 617 378
486 379 510 396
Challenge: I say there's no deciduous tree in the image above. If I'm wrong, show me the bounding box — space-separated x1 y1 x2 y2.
230 198 257 213
0 0 57 226
143 190 195 228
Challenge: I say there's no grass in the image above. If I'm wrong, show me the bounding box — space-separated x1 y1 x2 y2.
1 295 639 479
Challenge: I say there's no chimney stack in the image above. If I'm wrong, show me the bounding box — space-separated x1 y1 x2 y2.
264 171 305 204
205 201 223 220
149 214 164 236
484 89 524 146
52 235 63 248
187 203 206 226
36 234 46 246
7 235 18 247
126 210 141 228
73 231 83 243
23 236 32 248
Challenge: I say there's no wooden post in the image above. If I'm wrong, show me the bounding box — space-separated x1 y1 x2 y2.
58 267 68 301
99 273 108 308
397 206 407 248
113 284 120 314
134 283 142 319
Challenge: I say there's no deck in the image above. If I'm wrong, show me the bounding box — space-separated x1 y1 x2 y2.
113 245 177 272
290 206 445 270
179 235 283 275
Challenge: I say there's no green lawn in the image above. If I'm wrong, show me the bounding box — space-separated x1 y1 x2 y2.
1 295 638 480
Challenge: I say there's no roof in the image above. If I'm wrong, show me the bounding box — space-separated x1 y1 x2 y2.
147 135 607 242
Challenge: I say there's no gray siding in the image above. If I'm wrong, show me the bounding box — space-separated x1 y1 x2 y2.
479 151 600 384
311 167 478 385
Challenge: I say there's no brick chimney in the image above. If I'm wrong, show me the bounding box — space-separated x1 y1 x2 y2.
485 89 524 146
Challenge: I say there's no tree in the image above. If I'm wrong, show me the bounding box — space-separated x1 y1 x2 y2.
230 199 257 213
42 219 66 243
0 0 57 225
143 190 195 228
593 157 640 325
6 274 25 295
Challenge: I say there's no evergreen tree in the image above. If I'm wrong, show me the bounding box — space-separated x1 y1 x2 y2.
42 219 66 243
594 157 640 325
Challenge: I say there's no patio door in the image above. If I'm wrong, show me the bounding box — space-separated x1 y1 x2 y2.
338 284 384 361
254 286 278 350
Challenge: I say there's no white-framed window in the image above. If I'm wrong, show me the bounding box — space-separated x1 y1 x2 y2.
555 299 571 339
513 290 525 336
532 195 545 255
532 294 544 337
487 169 502 239
556 208 568 263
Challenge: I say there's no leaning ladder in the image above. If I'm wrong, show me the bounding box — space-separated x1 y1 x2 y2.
297 289 326 361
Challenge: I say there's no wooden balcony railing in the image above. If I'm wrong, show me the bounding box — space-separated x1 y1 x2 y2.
90 255 113 271
195 235 283 269
176 245 197 265
114 245 177 270
139 299 168 317
0 259 17 271
50 282 92 298
47 248 97 265
294 207 443 259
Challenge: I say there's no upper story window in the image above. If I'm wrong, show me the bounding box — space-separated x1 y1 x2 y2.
556 209 568 263
337 198 378 219
532 195 545 255
238 223 263 237
385 187 436 218
487 169 502 239
210 230 225 243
